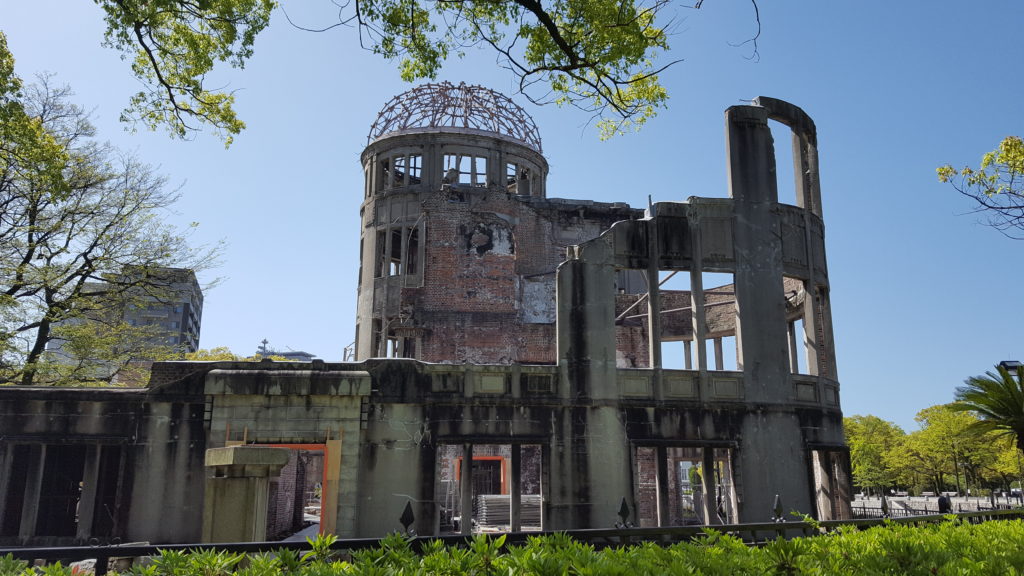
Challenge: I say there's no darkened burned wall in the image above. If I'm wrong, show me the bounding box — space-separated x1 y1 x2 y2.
0 385 207 546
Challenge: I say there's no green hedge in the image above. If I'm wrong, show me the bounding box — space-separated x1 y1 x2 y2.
4 519 1024 575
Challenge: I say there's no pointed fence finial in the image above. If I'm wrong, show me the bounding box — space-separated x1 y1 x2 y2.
400 501 416 535
773 494 785 523
616 497 633 528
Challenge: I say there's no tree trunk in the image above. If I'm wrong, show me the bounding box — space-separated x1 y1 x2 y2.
20 317 51 386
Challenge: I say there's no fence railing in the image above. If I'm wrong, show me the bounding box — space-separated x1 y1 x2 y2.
3 509 1023 575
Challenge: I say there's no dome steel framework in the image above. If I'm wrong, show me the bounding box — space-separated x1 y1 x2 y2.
368 82 542 152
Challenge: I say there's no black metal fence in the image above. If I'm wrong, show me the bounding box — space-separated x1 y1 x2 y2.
3 508 1023 575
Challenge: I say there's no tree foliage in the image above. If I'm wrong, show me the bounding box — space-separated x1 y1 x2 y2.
953 364 1024 452
0 37 220 386
938 136 1024 238
845 404 1021 495
184 347 291 361
844 415 904 495
84 0 760 142
97 0 275 146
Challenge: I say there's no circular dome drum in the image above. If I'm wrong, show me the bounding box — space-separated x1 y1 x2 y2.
368 82 542 152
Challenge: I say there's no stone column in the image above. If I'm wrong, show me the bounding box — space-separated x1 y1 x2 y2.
510 445 521 532
75 445 101 542
726 104 812 521
18 444 45 542
655 446 669 526
202 446 290 543
460 444 473 536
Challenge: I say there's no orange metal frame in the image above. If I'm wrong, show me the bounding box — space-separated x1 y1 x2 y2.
455 456 508 495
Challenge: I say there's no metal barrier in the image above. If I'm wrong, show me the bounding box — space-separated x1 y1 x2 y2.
3 509 1023 575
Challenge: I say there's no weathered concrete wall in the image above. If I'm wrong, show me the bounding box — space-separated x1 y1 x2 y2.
0 386 207 546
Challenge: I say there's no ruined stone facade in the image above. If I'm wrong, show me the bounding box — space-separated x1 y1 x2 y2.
0 87 850 546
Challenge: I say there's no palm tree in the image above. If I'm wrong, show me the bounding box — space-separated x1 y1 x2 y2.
952 364 1024 452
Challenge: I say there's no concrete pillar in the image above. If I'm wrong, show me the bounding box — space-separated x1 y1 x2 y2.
0 444 13 532
683 340 693 370
726 104 813 521
510 445 521 531
713 338 724 371
460 444 473 536
689 269 708 377
202 446 289 543
787 320 799 373
18 444 45 542
701 448 719 525
75 445 101 542
655 446 669 526
555 256 633 529
646 217 662 370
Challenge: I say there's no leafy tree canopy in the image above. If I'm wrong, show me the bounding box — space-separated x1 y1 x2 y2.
0 36 220 386
844 415 904 494
87 0 757 143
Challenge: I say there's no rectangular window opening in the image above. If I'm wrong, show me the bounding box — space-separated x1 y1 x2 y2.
700 272 739 371
657 270 694 370
435 443 543 535
391 154 406 188
36 445 87 537
634 445 736 527
408 155 422 185
769 120 798 207
444 154 488 186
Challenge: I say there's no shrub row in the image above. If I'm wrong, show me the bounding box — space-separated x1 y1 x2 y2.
3 519 1024 576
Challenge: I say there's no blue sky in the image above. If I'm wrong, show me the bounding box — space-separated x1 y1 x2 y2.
2 1 1023 431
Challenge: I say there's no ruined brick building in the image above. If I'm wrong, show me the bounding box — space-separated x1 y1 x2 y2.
0 84 850 546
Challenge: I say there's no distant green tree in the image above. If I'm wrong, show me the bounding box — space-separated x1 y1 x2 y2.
844 415 905 495
887 405 991 494
184 347 290 362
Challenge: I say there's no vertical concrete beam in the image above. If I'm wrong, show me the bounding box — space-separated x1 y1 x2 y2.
460 444 473 536
726 104 789 402
811 450 834 520
556 258 617 400
510 445 521 531
655 446 669 526
75 445 101 542
18 444 45 542
683 340 693 370
202 446 289 543
726 104 813 521
322 438 342 535
787 321 799 373
646 217 663 370
701 448 719 525
0 444 13 531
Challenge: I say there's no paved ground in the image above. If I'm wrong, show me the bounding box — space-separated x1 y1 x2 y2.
283 523 321 541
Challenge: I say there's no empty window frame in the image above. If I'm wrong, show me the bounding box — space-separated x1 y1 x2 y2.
700 273 740 372
375 226 421 278
378 152 423 191
435 443 543 535
633 445 736 527
443 154 488 187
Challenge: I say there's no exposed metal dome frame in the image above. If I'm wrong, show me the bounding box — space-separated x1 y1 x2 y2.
368 82 542 152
